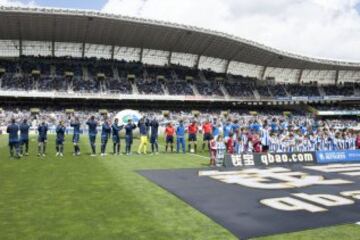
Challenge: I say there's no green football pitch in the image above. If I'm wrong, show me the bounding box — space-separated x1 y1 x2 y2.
0 135 359 240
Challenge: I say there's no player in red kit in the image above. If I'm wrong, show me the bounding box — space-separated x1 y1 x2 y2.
188 120 198 153
202 119 213 152
165 123 175 152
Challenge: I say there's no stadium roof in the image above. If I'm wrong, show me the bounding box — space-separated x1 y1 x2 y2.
0 6 360 71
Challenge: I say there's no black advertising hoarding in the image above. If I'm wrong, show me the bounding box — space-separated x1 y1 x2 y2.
224 152 316 168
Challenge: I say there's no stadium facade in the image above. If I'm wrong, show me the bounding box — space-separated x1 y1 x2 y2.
0 7 360 110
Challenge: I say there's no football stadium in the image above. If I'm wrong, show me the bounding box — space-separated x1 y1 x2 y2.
1 4 360 240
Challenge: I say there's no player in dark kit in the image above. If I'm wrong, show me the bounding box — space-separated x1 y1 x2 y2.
86 116 98 157
70 117 81 156
137 117 150 154
7 118 20 159
150 118 159 154
101 119 111 157
56 121 66 157
125 119 137 155
112 118 123 155
19 119 31 156
37 121 48 157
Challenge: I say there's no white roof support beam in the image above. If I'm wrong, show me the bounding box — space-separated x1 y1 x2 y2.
17 18 22 56
224 60 230 74
19 39 22 56
82 17 92 59
51 41 55 57
225 47 244 74
51 17 56 58
168 51 172 65
195 55 201 69
260 66 267 80
297 69 303 84
81 42 85 58
111 45 115 60
335 70 339 85
139 47 143 62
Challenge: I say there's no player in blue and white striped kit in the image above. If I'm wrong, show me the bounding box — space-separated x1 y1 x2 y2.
86 116 98 156
236 128 248 154
212 121 220 141
70 117 81 156
317 133 327 151
7 118 20 159
309 133 318 151
302 135 312 152
269 133 278 153
223 119 233 142
260 125 271 152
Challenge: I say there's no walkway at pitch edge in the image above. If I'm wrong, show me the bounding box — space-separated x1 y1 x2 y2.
139 164 360 239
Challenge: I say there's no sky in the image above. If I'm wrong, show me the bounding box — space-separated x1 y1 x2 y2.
1 0 360 62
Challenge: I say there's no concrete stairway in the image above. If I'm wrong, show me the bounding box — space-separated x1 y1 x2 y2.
191 84 200 96
82 66 89 81
318 86 326 97
253 89 260 100
131 81 139 94
220 84 230 99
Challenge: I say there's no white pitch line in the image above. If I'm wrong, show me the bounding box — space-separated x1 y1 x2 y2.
356 222 360 225
188 153 209 159
158 143 209 159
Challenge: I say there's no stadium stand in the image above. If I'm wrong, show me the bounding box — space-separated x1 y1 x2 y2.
2 7 360 240
3 56 360 99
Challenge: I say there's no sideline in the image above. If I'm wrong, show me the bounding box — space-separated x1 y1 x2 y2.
158 143 209 160
188 153 209 159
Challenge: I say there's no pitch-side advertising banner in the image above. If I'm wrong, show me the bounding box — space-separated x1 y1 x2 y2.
224 150 360 168
224 152 316 168
316 150 360 164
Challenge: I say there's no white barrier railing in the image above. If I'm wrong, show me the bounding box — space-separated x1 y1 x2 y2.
0 90 359 102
